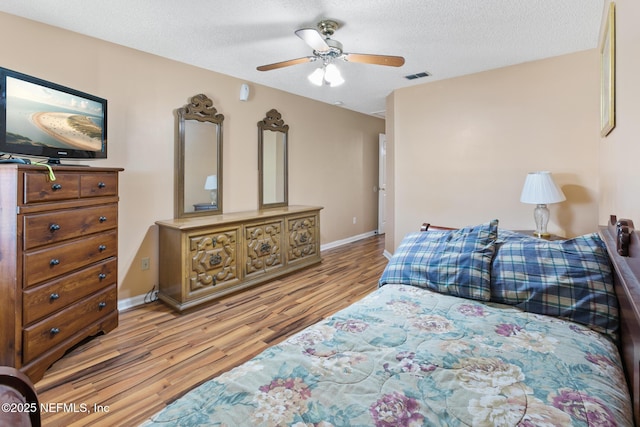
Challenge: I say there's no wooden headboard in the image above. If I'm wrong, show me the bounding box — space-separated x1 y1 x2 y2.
600 216 640 426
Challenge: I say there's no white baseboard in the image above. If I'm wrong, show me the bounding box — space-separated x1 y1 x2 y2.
320 230 379 251
383 249 393 260
119 231 382 311
118 292 157 312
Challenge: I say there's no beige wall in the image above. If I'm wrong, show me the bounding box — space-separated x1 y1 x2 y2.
383 92 396 258
7 1 638 302
1 12 384 302
386 50 601 252
599 0 640 224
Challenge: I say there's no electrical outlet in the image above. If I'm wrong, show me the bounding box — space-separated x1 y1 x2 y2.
141 257 150 270
353 216 357 224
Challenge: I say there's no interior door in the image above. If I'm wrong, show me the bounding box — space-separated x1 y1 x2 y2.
378 133 386 235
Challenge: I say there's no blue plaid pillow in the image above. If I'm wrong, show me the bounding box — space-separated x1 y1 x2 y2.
490 233 618 340
496 229 539 241
379 220 498 301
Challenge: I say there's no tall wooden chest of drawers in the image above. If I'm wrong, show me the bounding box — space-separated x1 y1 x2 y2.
0 164 122 382
156 206 322 311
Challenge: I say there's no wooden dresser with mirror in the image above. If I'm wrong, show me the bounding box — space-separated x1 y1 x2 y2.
157 102 321 311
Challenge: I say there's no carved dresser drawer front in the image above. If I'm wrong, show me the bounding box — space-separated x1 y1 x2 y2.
156 206 322 311
22 285 117 363
23 204 118 250
80 173 118 198
245 220 284 277
23 229 117 288
287 213 319 264
187 228 241 299
24 172 80 203
23 259 117 325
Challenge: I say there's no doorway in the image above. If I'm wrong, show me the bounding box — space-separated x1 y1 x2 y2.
378 133 386 235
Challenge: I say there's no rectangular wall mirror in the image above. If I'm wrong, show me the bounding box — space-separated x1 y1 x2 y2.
258 109 288 209
175 94 224 218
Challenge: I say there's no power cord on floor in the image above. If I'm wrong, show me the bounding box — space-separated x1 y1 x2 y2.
144 285 159 304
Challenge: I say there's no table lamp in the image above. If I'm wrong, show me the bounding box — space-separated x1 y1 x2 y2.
520 171 565 238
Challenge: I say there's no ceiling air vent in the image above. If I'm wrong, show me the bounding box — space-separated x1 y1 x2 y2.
404 71 430 80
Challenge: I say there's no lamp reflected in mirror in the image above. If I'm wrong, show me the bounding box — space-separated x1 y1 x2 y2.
204 174 218 206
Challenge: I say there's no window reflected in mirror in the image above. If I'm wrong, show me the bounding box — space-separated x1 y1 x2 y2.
258 109 288 209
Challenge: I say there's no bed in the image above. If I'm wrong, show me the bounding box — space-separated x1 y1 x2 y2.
142 216 639 426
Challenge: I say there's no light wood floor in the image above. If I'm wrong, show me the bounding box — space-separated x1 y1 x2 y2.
35 235 387 426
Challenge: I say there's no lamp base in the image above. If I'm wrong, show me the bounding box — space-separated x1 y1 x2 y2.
533 231 551 238
533 203 550 238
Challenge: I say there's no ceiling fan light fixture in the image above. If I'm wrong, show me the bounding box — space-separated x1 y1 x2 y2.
308 67 324 86
324 63 344 87
308 63 344 87
259 18 404 91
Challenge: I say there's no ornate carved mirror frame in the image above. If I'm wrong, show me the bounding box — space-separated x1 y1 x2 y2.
175 94 224 218
258 109 289 210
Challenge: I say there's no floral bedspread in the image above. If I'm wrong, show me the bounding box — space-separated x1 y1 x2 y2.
142 284 633 426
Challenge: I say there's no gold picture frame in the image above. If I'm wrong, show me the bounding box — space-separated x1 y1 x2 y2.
600 2 615 137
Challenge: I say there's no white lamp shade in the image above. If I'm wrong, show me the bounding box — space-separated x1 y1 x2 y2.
324 64 344 87
520 171 566 204
204 175 217 190
307 64 344 87
308 68 324 86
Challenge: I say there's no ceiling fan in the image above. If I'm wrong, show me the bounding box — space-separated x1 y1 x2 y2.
256 19 405 84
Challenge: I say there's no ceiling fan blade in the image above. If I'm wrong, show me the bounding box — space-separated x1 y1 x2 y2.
257 56 315 71
344 53 405 67
295 28 330 52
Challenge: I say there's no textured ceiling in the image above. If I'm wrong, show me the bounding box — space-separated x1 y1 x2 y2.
0 0 605 117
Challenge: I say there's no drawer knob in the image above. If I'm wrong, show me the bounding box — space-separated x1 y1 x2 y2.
98 273 107 280
49 259 60 266
51 183 62 191
50 328 60 335
209 254 222 266
49 293 60 301
98 182 106 189
49 223 61 232
260 243 272 254
99 216 108 223
98 244 107 252
98 302 107 310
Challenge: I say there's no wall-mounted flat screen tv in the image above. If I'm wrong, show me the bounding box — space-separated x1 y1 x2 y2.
0 67 107 163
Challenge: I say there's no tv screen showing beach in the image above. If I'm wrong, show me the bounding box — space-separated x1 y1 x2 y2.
5 76 104 152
